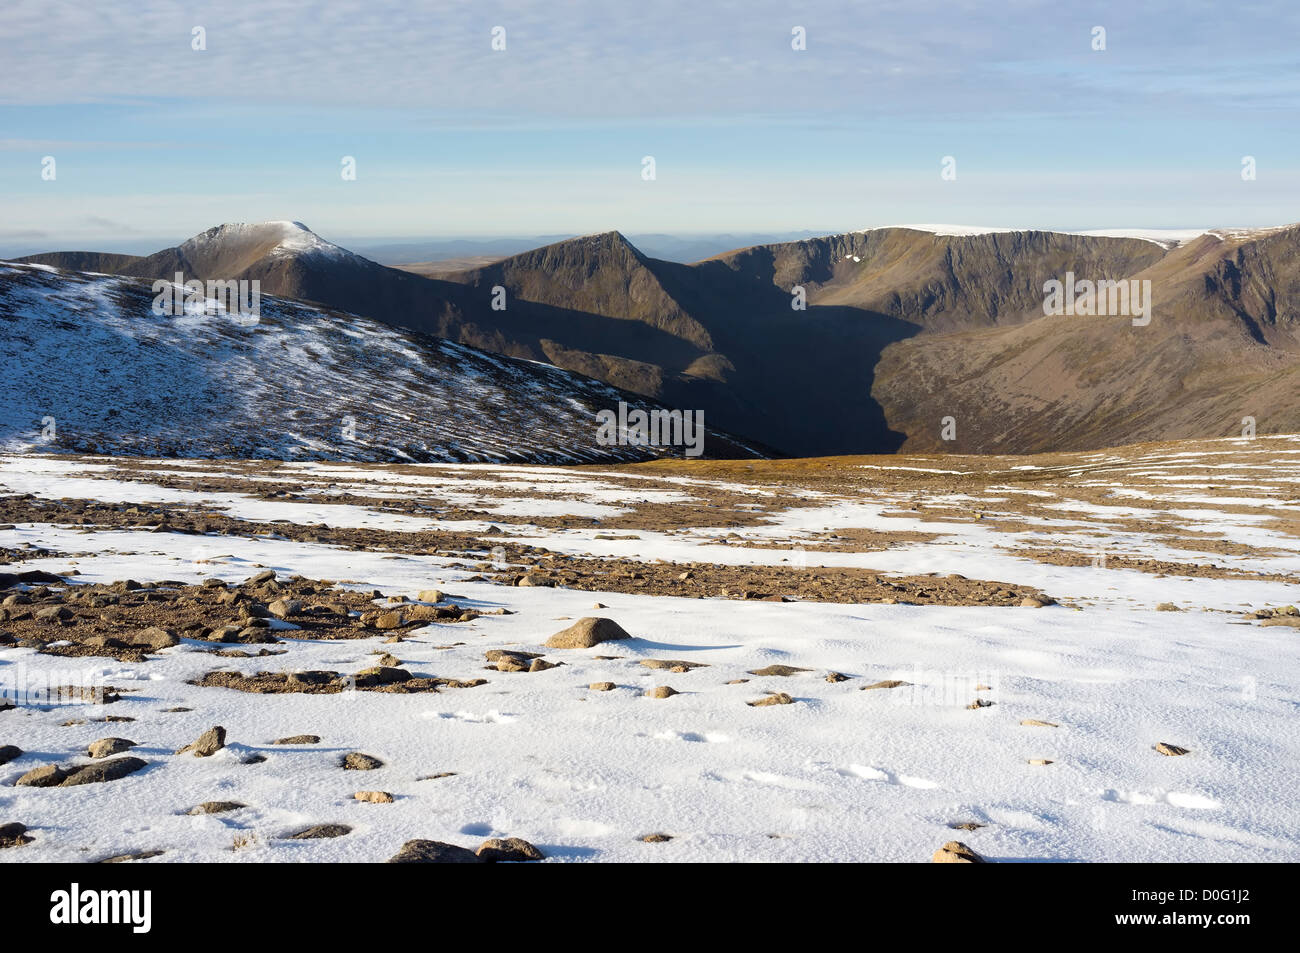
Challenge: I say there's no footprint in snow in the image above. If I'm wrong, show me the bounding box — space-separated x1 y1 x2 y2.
836 764 940 789
425 710 518 724
652 729 730 743
1101 788 1220 810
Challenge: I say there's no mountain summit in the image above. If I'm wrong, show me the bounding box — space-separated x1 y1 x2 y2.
175 221 360 273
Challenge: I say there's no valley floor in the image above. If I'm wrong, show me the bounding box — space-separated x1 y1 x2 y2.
2 435 1299 862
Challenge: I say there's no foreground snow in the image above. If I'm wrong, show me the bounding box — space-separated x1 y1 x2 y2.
1 445 1298 863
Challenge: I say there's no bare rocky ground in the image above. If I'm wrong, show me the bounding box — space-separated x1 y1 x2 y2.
1 435 1298 862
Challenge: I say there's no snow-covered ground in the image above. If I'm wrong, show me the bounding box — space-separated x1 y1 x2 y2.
1 444 1298 863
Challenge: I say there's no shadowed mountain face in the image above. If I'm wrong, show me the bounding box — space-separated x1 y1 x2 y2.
22 221 1300 455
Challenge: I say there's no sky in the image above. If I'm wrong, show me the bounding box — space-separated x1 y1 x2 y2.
2 0 1298 253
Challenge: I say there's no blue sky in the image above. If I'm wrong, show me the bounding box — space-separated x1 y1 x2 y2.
2 0 1298 251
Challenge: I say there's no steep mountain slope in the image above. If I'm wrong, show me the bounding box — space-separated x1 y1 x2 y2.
0 261 761 463
870 227 1300 452
704 227 1171 332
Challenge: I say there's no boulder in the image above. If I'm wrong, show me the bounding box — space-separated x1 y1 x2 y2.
176 726 226 757
932 841 987 863
135 626 179 650
286 824 351 840
15 764 67 787
87 737 136 759
476 837 544 862
61 756 147 786
387 839 483 863
545 617 631 649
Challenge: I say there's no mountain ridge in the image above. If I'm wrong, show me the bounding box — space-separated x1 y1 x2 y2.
19 220 1300 456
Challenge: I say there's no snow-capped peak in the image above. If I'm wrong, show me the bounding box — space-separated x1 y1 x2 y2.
179 221 357 263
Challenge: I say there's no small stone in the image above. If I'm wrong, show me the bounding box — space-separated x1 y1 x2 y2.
356 665 412 685
189 801 245 815
287 670 334 687
98 849 165 863
640 659 707 672
15 764 67 787
1155 742 1190 757
646 685 678 699
0 744 21 766
135 626 179 650
862 679 911 691
417 589 444 603
528 658 559 672
476 837 544 862
0 822 32 848
342 752 384 770
948 822 986 831
1027 758 1054 766
966 699 995 709
589 682 616 691
1020 597 1048 608
176 725 226 757
372 610 407 630
267 598 302 619
747 664 810 677
932 841 988 863
1156 602 1181 612
641 832 673 843
273 735 321 745
748 692 794 707
246 570 276 585
825 672 849 683
354 790 394 803
387 839 484 863
487 650 537 673
286 823 351 839
87 737 136 759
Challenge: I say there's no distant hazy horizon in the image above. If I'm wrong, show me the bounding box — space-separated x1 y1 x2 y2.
5 222 1284 266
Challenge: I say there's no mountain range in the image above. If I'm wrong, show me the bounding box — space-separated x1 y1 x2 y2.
16 219 1300 457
